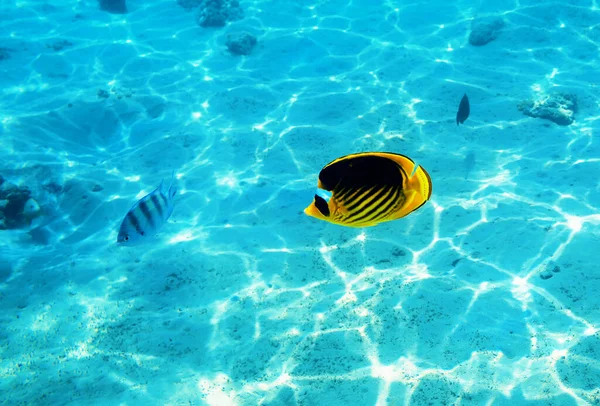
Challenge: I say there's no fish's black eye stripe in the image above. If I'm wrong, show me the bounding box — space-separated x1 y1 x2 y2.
314 194 330 217
139 200 155 228
126 211 145 236
151 194 164 218
346 186 393 223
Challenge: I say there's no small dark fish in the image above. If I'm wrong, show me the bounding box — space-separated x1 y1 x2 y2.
456 93 470 125
117 173 176 245
99 0 127 14
304 152 433 227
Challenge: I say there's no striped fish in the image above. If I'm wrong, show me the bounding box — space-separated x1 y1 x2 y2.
304 152 432 227
117 173 176 245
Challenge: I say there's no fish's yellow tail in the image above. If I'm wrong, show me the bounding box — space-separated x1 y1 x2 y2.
411 164 433 201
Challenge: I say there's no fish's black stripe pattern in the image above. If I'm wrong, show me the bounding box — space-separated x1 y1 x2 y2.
335 186 351 202
139 200 154 228
345 185 389 215
348 187 401 225
126 211 145 236
344 187 378 213
374 187 403 221
338 187 364 207
346 185 394 223
348 187 395 224
151 194 164 218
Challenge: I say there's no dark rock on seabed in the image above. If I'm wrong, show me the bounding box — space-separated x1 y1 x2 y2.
0 178 38 230
469 17 505 46
518 93 577 126
226 32 257 56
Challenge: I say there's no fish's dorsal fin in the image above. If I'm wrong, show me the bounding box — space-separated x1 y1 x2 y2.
162 170 177 200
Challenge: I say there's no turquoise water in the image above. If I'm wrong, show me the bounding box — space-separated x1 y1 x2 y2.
1 0 600 404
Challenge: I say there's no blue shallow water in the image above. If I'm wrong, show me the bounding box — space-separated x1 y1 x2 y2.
1 0 600 405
